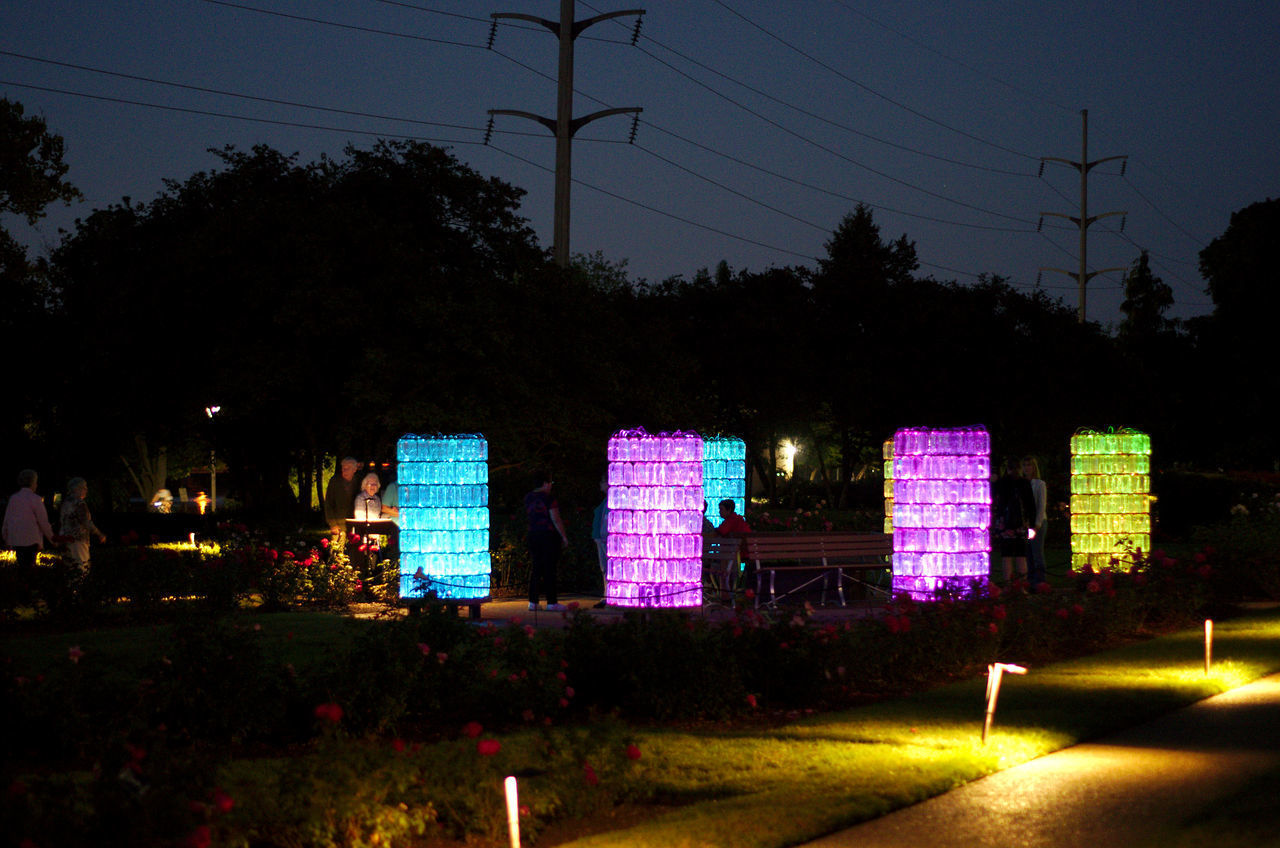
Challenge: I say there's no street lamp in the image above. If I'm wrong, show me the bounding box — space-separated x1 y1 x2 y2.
205 405 221 513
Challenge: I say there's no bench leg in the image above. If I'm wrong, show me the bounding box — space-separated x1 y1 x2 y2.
769 569 777 606
836 568 847 607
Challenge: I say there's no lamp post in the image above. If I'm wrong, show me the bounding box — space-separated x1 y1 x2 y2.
205 405 221 513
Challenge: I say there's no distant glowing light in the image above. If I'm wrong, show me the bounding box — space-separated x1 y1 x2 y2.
891 426 991 599
396 434 490 600
606 428 703 608
1069 429 1151 572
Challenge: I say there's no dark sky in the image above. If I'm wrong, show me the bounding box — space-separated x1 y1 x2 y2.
4 1 1277 326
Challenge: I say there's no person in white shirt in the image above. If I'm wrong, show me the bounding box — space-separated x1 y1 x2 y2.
2 469 57 569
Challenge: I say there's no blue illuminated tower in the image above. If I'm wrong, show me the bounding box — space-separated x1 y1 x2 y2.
396 434 490 600
702 436 746 527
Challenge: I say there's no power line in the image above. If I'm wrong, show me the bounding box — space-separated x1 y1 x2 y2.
707 0 1042 162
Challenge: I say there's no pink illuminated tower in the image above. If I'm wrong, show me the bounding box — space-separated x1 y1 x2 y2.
605 428 704 608
891 426 991 599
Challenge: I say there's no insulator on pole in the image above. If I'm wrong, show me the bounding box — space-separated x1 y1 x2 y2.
1120 214 1126 232
631 16 643 45
487 19 498 49
1037 161 1045 178
1037 216 1044 232
1120 159 1127 176
483 116 494 145
1035 271 1042 287
628 113 639 143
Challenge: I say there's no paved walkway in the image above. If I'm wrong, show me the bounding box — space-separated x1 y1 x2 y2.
800 673 1280 848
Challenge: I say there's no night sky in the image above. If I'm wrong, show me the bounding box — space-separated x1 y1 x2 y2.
4 1 1278 326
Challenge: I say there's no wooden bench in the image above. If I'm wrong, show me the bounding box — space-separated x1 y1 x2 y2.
742 532 893 607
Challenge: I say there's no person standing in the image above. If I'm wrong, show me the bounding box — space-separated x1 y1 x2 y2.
3 469 57 570
323 457 360 537
60 477 105 573
524 470 569 612
60 477 106 604
991 458 1035 584
1022 456 1048 587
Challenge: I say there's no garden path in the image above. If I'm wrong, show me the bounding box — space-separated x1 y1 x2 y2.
799 672 1280 847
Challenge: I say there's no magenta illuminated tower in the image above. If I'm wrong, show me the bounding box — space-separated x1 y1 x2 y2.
891 426 991 599
605 428 704 608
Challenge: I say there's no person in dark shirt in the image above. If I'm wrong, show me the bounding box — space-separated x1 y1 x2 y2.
524 470 569 612
324 457 360 537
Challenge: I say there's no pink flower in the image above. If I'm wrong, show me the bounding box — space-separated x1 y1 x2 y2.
68 646 84 663
320 537 330 548
418 643 431 656
477 738 501 756
745 694 758 708
625 743 642 760
462 721 484 738
1086 580 1101 593
436 652 448 663
313 702 343 724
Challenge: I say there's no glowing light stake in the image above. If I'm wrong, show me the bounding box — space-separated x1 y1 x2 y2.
882 439 894 534
606 428 703 608
1205 619 1213 676
504 776 520 848
891 426 991 599
983 662 1028 743
702 436 746 526
1069 428 1151 572
396 434 490 601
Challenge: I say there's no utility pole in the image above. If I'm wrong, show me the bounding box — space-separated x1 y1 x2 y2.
488 0 644 267
1038 109 1128 323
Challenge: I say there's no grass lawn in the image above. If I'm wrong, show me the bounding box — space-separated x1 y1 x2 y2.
557 607 1280 847
6 602 1277 848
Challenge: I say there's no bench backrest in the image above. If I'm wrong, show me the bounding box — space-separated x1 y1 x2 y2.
743 532 891 563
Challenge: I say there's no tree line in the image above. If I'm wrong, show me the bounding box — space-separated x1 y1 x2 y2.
3 97 1276 518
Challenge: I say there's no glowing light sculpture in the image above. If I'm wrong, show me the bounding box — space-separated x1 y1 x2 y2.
882 439 895 534
702 436 746 527
606 428 703 608
1069 428 1151 571
396 434 490 601
891 426 991 599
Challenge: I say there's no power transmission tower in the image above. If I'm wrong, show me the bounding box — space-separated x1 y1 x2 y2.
487 0 644 267
1038 109 1128 323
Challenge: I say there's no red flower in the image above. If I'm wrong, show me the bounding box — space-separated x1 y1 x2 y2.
313 702 343 724
185 825 212 848
68 645 84 663
1054 608 1069 619
211 788 234 814
1086 580 1101 593
583 762 599 786
391 738 406 753
744 589 755 600
745 694 758 708
418 643 431 656
477 738 501 756
625 743 642 760
462 721 484 738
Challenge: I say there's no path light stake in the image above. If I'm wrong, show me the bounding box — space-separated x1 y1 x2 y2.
982 663 1028 743
1205 619 1213 675
504 776 520 848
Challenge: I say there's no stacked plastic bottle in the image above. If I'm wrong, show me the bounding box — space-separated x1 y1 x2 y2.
396 434 490 600
702 436 746 527
882 439 894 534
891 426 991 599
1069 429 1151 571
606 428 704 608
